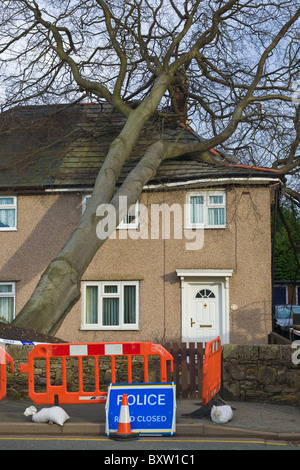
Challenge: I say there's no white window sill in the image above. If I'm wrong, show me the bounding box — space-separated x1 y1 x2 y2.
80 325 139 331
185 225 227 230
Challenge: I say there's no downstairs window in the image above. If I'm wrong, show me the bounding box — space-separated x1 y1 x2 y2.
82 281 139 330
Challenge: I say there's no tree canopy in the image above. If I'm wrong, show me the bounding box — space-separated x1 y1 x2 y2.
1 1 299 190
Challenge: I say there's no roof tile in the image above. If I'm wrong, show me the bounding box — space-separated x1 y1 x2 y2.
0 103 283 190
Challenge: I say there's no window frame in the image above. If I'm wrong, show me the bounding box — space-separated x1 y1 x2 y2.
0 282 16 323
186 190 226 229
82 280 139 330
82 195 139 230
0 196 17 231
117 202 139 230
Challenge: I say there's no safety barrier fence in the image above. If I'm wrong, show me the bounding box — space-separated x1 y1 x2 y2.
202 337 222 405
19 341 174 405
164 337 222 403
0 347 14 401
1 338 221 405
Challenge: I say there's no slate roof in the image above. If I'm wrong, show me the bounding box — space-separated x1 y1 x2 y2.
0 102 283 191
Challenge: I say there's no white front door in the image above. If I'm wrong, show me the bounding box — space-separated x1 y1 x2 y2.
177 269 232 345
182 281 221 344
188 282 220 343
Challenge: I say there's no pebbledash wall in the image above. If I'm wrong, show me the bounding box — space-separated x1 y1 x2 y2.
3 343 300 406
0 184 273 345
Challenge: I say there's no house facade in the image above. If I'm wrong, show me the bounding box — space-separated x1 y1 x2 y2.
0 103 284 345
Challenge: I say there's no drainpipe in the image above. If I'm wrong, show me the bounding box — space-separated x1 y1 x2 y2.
271 188 278 332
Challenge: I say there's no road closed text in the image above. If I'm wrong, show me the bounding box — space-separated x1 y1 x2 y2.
114 414 167 423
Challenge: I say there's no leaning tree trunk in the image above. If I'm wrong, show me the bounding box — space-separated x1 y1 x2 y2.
12 62 253 335
12 76 173 335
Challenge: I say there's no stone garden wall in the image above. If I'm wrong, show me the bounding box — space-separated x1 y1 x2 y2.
222 344 300 406
4 345 33 399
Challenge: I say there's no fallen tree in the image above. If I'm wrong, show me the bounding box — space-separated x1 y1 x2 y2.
0 0 298 334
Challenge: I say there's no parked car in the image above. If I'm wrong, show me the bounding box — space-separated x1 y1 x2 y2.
274 305 300 338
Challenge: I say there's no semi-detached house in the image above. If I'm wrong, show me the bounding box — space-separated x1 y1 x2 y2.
0 103 284 345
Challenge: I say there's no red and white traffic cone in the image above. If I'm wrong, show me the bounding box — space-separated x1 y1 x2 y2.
109 394 139 441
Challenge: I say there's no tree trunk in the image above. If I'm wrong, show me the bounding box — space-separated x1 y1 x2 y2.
12 77 173 335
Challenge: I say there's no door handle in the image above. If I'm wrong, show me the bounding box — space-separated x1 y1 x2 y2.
190 318 196 327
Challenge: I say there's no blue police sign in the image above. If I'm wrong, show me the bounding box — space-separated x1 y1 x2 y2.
105 383 176 436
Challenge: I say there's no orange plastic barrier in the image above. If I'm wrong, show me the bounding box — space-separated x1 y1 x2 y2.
0 347 14 401
202 336 222 406
20 341 173 405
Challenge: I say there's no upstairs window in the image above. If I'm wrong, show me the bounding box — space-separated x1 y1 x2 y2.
117 202 139 229
0 197 17 230
187 191 226 228
82 195 139 229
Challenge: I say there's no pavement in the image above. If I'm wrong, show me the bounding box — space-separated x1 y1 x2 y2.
1 397 300 441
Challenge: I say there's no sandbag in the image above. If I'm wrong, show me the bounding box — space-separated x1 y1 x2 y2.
210 405 233 424
24 405 70 426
